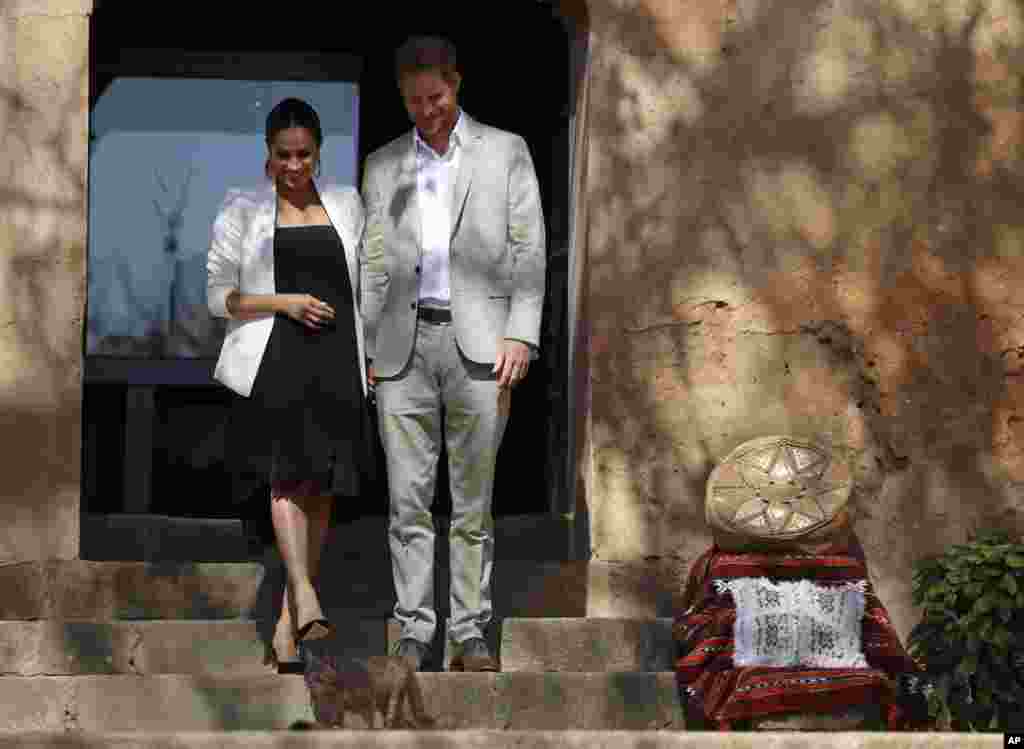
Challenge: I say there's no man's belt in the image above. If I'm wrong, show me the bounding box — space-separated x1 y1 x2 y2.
417 306 452 324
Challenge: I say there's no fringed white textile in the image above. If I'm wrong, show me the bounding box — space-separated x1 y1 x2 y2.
714 577 869 669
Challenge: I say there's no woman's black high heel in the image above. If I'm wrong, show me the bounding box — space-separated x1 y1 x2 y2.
291 583 333 643
295 617 332 643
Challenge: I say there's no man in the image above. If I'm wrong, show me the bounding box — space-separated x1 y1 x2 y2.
360 35 545 672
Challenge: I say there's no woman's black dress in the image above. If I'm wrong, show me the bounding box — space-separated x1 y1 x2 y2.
227 223 377 546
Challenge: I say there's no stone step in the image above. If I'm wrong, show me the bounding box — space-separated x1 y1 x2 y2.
0 732 996 748
0 561 263 621
381 617 675 673
0 673 682 731
0 559 589 621
80 513 573 563
0 618 673 676
0 620 387 676
500 618 675 672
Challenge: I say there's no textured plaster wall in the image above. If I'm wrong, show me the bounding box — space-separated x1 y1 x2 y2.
0 0 91 560
580 0 1024 636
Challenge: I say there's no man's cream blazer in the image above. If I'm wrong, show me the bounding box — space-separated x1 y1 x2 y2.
359 113 546 378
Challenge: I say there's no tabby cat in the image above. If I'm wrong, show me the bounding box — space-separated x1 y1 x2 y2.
291 653 435 730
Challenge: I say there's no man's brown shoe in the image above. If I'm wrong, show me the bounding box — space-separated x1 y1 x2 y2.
449 637 498 672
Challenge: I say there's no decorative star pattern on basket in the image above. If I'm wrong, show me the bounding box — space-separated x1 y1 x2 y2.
707 437 852 539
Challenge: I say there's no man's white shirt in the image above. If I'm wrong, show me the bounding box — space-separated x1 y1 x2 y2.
414 111 465 309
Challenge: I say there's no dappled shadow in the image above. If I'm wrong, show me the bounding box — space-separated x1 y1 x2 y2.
582 0 1024 635
0 25 87 563
0 11 292 731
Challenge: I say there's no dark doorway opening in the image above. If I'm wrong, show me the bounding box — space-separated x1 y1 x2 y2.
83 5 575 550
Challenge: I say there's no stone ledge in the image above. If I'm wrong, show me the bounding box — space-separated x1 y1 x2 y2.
0 673 683 731
2 555 689 626
0 560 591 621
0 730 1002 748
0 562 263 620
79 514 574 563
0 618 678 676
0 621 265 676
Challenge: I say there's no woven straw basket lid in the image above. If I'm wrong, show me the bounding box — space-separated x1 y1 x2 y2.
705 435 852 541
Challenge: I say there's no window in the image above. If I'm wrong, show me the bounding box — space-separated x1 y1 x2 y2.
87 71 359 374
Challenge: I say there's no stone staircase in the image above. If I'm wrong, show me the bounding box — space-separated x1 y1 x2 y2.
0 515 993 746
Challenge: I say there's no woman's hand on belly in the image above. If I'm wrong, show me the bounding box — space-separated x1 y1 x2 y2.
278 293 335 330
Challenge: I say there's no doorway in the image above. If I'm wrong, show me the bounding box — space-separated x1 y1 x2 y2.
83 3 581 559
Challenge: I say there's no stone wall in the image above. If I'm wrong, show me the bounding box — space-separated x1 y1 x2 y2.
579 0 1024 636
2 0 1018 638
0 0 91 561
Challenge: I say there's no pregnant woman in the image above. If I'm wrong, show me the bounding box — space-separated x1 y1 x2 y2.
207 97 375 672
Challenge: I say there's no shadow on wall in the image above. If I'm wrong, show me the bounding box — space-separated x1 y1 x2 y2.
583 0 1024 625
0 52 278 729
0 56 89 563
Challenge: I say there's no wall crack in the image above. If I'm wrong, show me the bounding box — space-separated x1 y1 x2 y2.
126 626 144 675
62 678 79 732
623 320 703 334
799 320 910 474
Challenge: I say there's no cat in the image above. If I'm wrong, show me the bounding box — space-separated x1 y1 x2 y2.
291 653 435 730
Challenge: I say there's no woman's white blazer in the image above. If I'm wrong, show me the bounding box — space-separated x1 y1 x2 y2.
206 181 367 398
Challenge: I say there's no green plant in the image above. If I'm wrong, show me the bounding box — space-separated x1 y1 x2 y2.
908 529 1024 731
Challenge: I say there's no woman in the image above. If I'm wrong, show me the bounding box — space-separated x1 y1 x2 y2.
207 97 375 672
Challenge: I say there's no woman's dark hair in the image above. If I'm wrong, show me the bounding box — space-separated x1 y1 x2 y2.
265 97 323 148
394 35 459 84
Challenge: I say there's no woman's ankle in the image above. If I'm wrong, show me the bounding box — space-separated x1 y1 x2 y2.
291 580 323 619
272 628 298 655
286 574 314 597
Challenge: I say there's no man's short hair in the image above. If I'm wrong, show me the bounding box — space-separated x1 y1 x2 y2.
395 35 459 83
